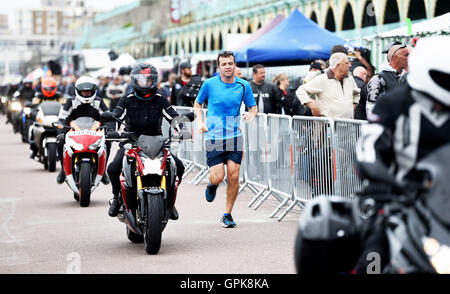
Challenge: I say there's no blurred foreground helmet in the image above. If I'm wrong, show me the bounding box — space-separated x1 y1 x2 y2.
294 196 362 273
130 63 159 97
407 36 450 108
75 76 97 104
41 77 57 98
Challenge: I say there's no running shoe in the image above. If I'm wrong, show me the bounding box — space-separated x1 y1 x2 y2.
220 213 236 228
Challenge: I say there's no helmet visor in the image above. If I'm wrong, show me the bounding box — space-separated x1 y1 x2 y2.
43 86 56 92
132 74 154 88
79 90 94 98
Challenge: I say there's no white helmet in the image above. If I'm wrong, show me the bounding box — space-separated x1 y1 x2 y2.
75 76 97 104
407 36 450 107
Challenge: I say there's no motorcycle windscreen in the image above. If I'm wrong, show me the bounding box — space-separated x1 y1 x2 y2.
39 101 61 116
71 117 99 131
138 135 164 160
416 144 450 227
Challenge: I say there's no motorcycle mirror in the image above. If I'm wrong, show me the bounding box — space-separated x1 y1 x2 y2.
185 112 196 122
52 122 64 129
171 112 196 127
100 111 116 122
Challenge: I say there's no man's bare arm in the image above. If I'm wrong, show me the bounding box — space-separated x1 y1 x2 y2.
306 101 321 117
243 105 258 122
194 101 208 134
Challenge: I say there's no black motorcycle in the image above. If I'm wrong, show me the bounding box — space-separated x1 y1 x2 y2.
101 111 194 254
21 102 35 143
9 96 23 134
294 144 450 274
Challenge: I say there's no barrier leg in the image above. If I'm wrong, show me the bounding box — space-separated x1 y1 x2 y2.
193 169 210 185
248 187 266 207
188 166 207 184
247 183 260 195
253 190 273 210
269 197 290 218
277 200 299 222
183 162 195 176
238 181 248 194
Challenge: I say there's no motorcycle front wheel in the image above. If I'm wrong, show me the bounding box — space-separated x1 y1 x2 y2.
79 162 92 207
46 143 57 172
143 194 164 254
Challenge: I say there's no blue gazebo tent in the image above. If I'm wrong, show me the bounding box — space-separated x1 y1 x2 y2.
234 9 345 65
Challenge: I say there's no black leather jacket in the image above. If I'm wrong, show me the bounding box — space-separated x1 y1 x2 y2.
111 91 180 138
249 81 282 114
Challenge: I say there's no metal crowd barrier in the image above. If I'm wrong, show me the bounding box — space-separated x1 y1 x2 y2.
172 106 196 176
276 116 336 221
333 118 367 199
189 109 209 185
171 105 366 222
257 114 294 217
242 114 271 208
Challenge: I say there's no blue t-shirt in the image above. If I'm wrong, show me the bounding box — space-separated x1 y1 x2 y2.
196 75 256 140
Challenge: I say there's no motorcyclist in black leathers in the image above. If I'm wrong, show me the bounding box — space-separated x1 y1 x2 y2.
56 76 111 185
354 36 450 273
107 63 186 220
15 78 36 103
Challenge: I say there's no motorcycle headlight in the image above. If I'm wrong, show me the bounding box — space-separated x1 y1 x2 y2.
23 107 31 116
141 157 163 176
1 96 6 103
88 137 103 150
423 237 450 274
11 101 22 112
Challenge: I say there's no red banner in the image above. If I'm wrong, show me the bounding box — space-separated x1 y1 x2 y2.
171 0 181 23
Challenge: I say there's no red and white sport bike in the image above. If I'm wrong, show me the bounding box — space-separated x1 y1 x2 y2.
60 117 107 207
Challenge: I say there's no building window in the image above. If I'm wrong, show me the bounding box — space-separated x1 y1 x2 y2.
310 11 317 23
361 0 377 28
434 0 450 17
383 0 400 24
342 3 355 30
325 7 336 32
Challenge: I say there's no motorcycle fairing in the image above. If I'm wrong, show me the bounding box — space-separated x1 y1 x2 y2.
138 135 164 159
415 144 450 227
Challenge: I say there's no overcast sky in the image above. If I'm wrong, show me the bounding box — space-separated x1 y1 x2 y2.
1 0 136 11
2 0 137 28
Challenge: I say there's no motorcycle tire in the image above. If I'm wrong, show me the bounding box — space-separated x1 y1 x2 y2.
22 121 31 143
46 143 57 172
12 118 19 133
127 209 143 243
144 194 164 255
79 162 92 207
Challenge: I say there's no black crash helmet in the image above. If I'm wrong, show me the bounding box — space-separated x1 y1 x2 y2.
130 63 159 96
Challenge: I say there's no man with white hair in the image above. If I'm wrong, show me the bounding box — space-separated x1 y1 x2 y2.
296 52 360 119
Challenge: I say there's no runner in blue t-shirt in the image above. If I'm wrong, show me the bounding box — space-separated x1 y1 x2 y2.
194 51 257 228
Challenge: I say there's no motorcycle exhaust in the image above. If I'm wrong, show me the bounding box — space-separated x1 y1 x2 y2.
123 209 143 236
117 211 127 224
138 189 145 220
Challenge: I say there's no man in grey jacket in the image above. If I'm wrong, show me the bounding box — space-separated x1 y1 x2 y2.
249 64 281 114
366 44 410 118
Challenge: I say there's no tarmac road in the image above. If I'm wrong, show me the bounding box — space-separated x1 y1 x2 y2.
0 114 301 274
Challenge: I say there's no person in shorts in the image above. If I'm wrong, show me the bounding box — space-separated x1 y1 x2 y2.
194 51 257 228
